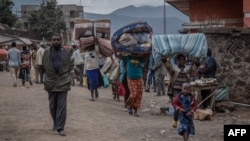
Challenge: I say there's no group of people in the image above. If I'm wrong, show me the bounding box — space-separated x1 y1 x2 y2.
5 34 217 141
6 41 46 87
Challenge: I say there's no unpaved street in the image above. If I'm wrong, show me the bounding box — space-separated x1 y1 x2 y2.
0 71 249 141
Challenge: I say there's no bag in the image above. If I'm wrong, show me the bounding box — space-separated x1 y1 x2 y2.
118 83 126 96
83 76 88 87
215 85 229 102
194 108 213 120
109 66 120 81
18 69 24 79
103 74 109 88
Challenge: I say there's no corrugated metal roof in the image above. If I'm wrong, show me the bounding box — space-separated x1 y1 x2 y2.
165 0 190 16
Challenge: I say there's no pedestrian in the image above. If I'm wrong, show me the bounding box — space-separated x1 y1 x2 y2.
197 48 217 109
20 46 32 86
145 53 156 92
173 83 197 141
101 55 120 101
152 55 167 96
83 44 104 101
30 45 39 83
163 54 192 128
42 34 72 136
7 42 21 87
123 53 145 117
36 42 45 83
119 59 130 109
71 47 85 86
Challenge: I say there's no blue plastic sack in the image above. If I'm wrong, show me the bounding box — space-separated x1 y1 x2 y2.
215 85 229 102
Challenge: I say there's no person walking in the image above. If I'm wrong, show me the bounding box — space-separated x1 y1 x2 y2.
83 44 103 101
7 42 21 87
164 54 193 128
119 59 130 109
20 46 32 86
71 48 85 86
36 42 45 83
173 83 197 141
145 53 156 92
30 45 39 83
42 34 72 136
123 54 145 117
152 55 167 96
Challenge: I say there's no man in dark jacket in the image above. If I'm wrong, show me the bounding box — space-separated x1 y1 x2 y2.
42 34 72 136
198 48 217 108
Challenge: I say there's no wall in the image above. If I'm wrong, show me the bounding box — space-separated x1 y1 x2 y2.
243 0 250 27
201 28 250 104
190 0 243 26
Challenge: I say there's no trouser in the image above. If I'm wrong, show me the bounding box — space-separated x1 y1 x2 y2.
9 66 19 85
173 89 182 122
48 91 68 131
155 73 165 95
122 77 130 105
145 70 155 90
201 90 211 109
21 67 31 85
38 65 44 83
76 64 84 85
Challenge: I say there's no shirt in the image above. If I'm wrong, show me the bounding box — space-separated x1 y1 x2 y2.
71 49 84 65
123 56 144 79
21 50 31 68
7 47 21 67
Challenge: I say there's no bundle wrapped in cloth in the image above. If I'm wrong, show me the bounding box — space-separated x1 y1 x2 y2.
111 21 153 55
152 33 208 58
73 19 111 40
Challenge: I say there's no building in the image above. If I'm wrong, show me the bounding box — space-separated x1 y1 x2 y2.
166 0 249 32
20 4 83 42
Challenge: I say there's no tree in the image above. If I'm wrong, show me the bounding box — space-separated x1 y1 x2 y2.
0 0 17 27
28 0 66 40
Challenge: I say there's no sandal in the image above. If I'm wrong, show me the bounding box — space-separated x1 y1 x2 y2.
172 121 178 128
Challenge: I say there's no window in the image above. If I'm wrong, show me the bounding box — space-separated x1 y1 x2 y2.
70 22 74 30
70 10 76 18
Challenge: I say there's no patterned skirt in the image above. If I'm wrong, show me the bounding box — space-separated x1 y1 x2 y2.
178 112 195 135
126 78 143 109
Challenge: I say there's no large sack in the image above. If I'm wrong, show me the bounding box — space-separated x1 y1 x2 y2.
97 37 113 57
79 36 95 53
194 108 213 120
111 21 153 55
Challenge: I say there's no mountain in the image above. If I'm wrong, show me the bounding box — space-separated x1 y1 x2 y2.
112 5 188 20
85 5 189 34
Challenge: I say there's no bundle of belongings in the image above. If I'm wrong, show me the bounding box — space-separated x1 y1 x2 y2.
111 21 153 55
152 33 208 58
74 18 113 57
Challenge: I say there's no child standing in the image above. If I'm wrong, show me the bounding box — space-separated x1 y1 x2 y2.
173 83 197 141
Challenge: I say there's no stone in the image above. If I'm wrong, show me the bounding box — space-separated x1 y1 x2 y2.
145 134 151 138
236 80 246 86
234 57 242 63
160 130 166 134
244 57 250 63
233 64 242 69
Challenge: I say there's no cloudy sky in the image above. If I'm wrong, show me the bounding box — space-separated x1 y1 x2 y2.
57 0 166 14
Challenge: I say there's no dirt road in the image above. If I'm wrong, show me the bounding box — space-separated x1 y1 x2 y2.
0 71 249 141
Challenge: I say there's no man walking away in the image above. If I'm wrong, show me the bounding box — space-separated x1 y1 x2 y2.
7 42 21 87
71 48 84 86
36 42 45 83
43 34 72 136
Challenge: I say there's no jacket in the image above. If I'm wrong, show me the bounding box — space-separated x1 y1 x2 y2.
173 93 197 113
198 56 217 78
42 47 72 92
36 47 45 65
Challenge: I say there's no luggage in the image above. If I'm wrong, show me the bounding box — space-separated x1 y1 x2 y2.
111 21 153 55
152 33 208 58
